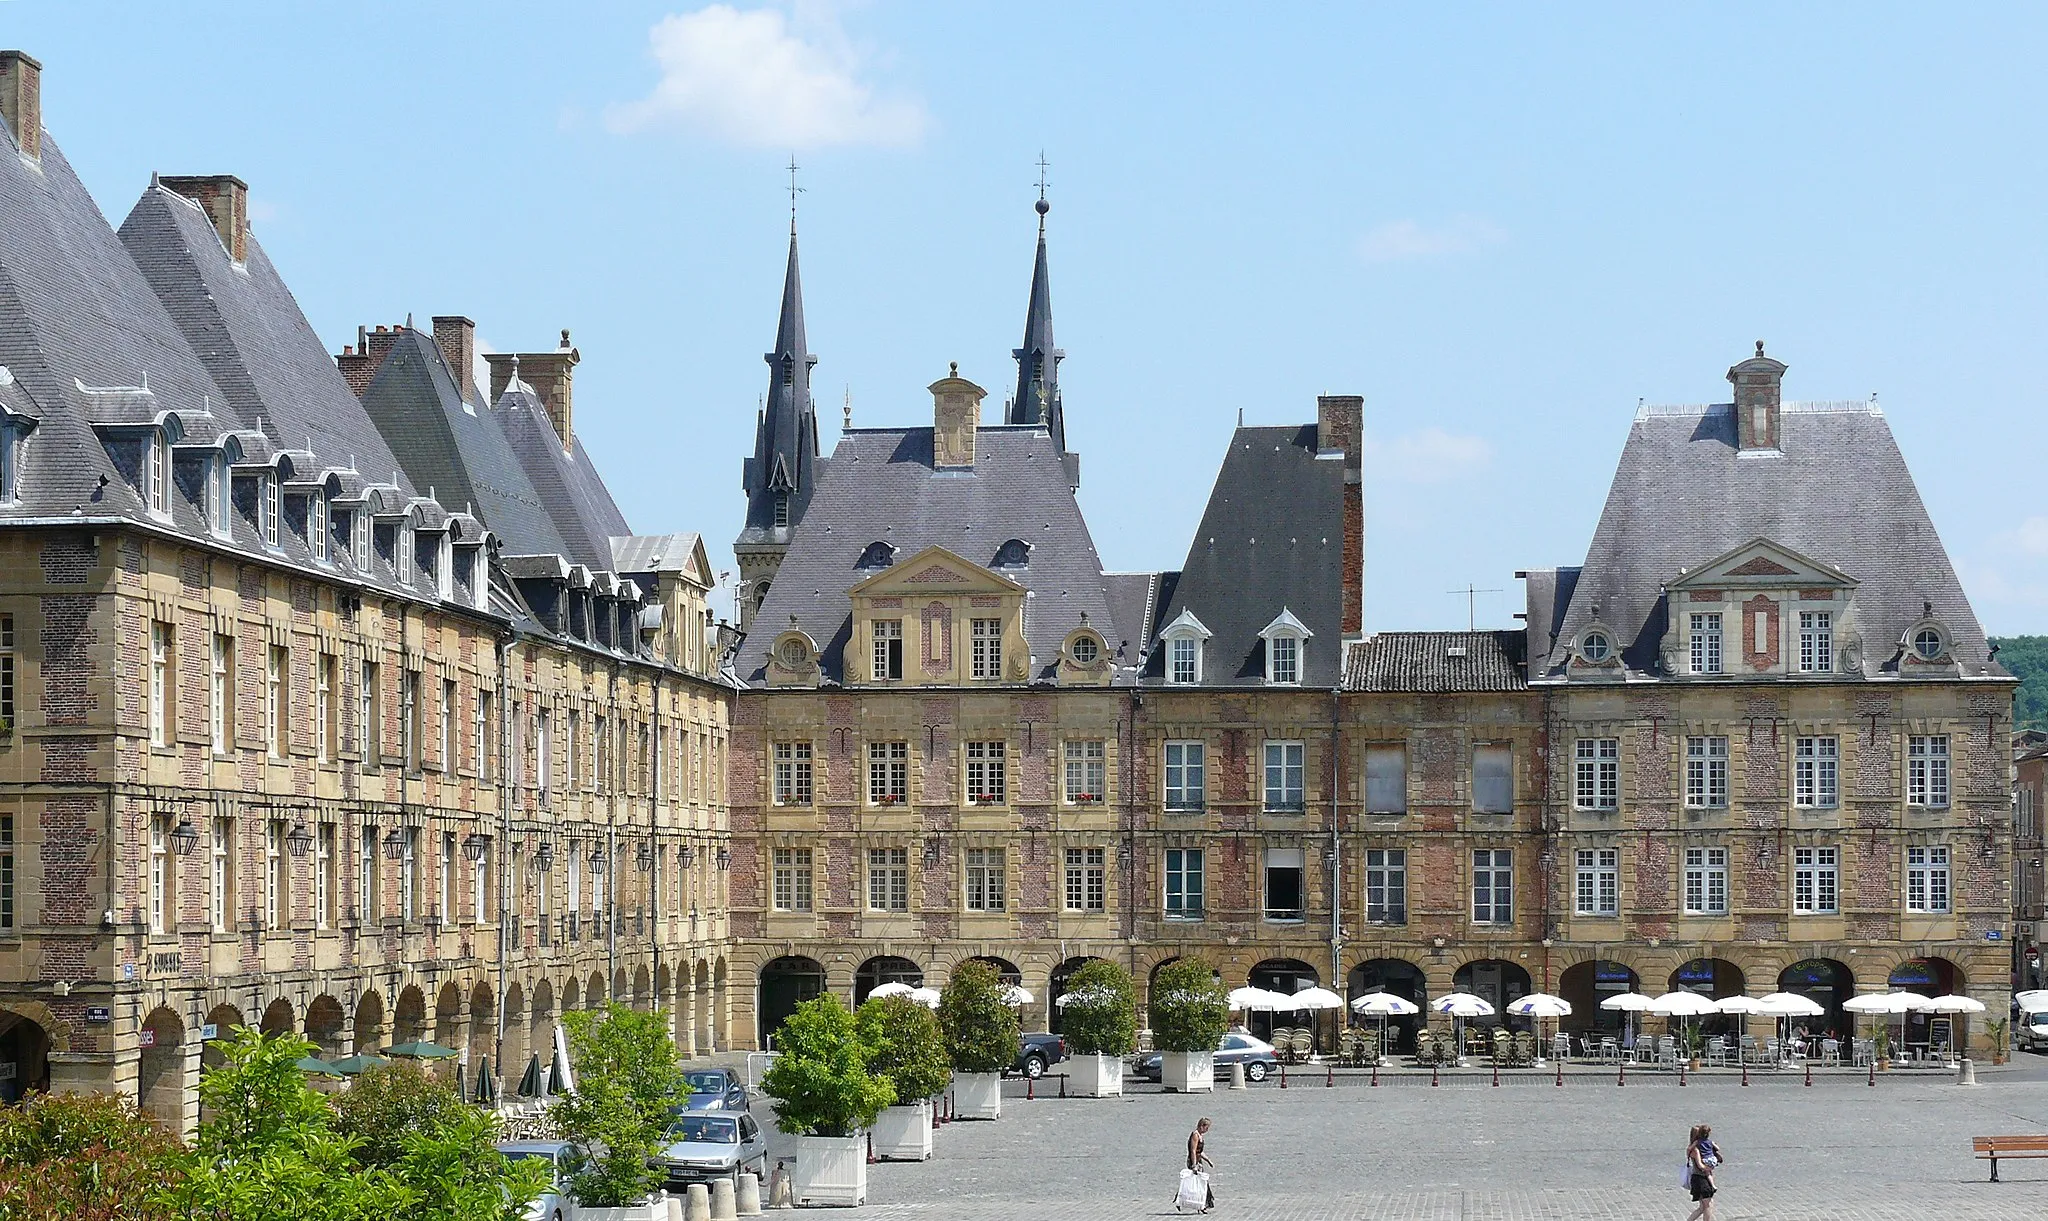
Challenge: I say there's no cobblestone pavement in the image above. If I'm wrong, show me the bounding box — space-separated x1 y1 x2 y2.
773 1065 2048 1219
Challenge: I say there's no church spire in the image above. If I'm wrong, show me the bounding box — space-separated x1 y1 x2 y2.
736 206 820 630
1008 162 1066 458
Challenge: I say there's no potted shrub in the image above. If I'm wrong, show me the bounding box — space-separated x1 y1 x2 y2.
856 995 950 1161
939 961 1019 1120
551 1004 689 1221
1873 1025 1892 1071
1150 959 1228 1093
763 995 893 1206
1058 960 1137 1097
1987 1017 2008 1066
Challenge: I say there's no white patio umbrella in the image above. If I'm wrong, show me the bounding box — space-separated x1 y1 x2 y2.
1714 995 1766 1050
1927 994 1986 1014
1289 987 1345 1011
1227 986 1295 1013
1350 991 1421 1055
1600 992 1656 1048
867 981 917 1000
1754 992 1826 1054
1000 985 1034 1007
907 987 942 1009
1844 990 1934 1057
1432 993 1496 1060
1649 991 1719 1059
1506 993 1573 1060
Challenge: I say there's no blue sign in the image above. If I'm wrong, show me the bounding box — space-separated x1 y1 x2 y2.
1986 929 2004 941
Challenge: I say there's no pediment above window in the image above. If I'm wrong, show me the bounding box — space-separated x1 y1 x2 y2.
1159 608 1213 642
1669 537 1856 593
847 544 1022 597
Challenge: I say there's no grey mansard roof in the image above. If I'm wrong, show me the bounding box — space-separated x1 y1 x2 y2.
1344 631 1528 693
736 424 1117 684
1542 400 1995 679
493 384 632 570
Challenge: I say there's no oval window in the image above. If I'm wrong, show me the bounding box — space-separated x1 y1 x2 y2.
1581 631 1612 663
777 639 809 668
1913 628 1943 661
1070 635 1100 665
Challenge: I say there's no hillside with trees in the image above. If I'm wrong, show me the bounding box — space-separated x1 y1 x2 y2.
1993 636 2048 730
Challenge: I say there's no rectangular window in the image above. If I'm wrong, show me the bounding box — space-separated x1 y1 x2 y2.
1263 847 1305 921
316 653 335 763
359 824 379 922
568 710 581 789
401 671 421 770
475 690 491 780
1682 847 1729 915
439 678 455 771
1064 847 1106 912
266 645 287 759
0 814 13 931
867 847 909 912
360 659 378 764
440 831 455 923
965 741 1007 805
965 847 1007 912
1364 848 1407 923
567 840 582 920
1264 741 1305 812
1164 847 1204 919
869 741 909 805
1575 738 1619 811
149 817 170 934
1269 635 1298 684
401 827 419 921
773 742 814 806
1795 736 1838 808
1170 637 1198 685
1472 848 1513 924
471 838 488 925
1793 846 1839 914
594 715 609 794
1473 744 1514 814
537 709 552 798
210 817 234 932
1906 845 1951 913
872 619 903 681
0 615 10 734
1365 745 1407 814
1164 741 1206 811
1799 610 1832 673
1575 848 1619 916
772 848 814 912
261 477 279 545
210 633 232 754
1685 736 1729 808
149 621 173 746
1063 740 1106 804
970 618 1003 680
310 493 327 561
1690 612 1723 675
266 819 285 929
1908 736 1950 808
316 823 335 931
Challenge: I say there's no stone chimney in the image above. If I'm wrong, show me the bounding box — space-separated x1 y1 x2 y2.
1319 395 1366 637
485 330 580 453
159 174 250 264
0 51 41 161
929 364 984 470
431 316 476 401
335 323 405 397
1727 341 1787 452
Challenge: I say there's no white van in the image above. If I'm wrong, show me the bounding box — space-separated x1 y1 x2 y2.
2022 1009 2048 1052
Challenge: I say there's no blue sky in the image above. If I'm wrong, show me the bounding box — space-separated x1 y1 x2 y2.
15 4 2048 632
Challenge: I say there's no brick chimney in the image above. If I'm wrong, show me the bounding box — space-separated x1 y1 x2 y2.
485 330 580 453
431 316 476 401
335 323 406 397
1319 395 1366 637
0 51 40 161
929 364 984 470
1727 341 1787 452
159 174 250 264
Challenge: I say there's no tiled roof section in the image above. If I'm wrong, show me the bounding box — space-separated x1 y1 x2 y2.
117 185 411 494
611 532 704 580
359 330 570 559
736 424 1116 684
1144 424 1345 686
1546 402 1996 678
493 385 631 570
1103 571 1168 664
1344 631 1528 692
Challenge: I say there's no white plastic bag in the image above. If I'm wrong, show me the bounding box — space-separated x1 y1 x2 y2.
1177 1168 1209 1212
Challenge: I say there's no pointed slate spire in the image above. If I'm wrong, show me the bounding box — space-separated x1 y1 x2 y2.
1008 190 1065 456
741 223 819 539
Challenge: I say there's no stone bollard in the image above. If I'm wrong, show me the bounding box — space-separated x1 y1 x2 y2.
667 1198 685 1221
1958 1057 1978 1086
1229 1061 1246 1090
711 1177 738 1220
768 1161 794 1209
685 1182 712 1221
737 1171 763 1216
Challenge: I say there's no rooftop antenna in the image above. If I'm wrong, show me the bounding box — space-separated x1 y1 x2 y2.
787 156 803 234
1448 584 1501 632
1035 151 1050 232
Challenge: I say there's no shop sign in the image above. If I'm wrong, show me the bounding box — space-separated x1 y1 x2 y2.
138 1028 155 1048
84 1007 110 1024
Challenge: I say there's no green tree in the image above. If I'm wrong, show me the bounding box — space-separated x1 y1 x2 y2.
1148 959 1228 1054
1056 960 1139 1057
551 1003 688 1207
937 960 1019 1074
390 1104 548 1221
762 995 893 1138
328 1059 463 1169
855 995 951 1104
1992 635 2048 729
0 1091 184 1221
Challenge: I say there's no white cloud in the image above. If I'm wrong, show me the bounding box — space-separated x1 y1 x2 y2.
2006 515 2048 560
606 5 927 148
1357 216 1505 263
1364 427 1493 484
246 196 281 224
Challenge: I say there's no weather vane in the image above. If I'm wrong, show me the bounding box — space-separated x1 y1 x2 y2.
787 156 804 230
1035 152 1050 227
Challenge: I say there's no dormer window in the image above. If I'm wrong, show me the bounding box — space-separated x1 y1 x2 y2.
1913 626 1946 662
397 525 413 582
436 538 453 601
1258 608 1313 687
992 539 1031 569
1160 609 1213 686
351 512 370 570
856 541 897 570
1579 629 1613 665
1687 614 1720 674
145 431 170 516
260 476 279 545
1798 610 1831 672
0 422 18 504
309 492 327 561
210 457 231 536
1069 634 1099 665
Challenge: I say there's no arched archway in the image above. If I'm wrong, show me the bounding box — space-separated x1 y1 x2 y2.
614 969 628 1008
432 984 463 1083
757 956 825 1049
1348 958 1428 1054
200 1003 245 1077
353 990 386 1055
260 999 294 1039
502 983 528 1093
632 966 651 1013
1557 960 1638 1037
854 956 923 1006
0 1009 53 1104
587 971 607 1009
1047 956 1111 1036
1246 958 1320 1042
1779 959 1855 1043
1671 958 1746 1037
1454 959 1533 1027
713 959 728 1052
1891 957 1963 1055
693 961 711 1055
562 977 581 1013
965 956 1022 985
305 995 346 1060
465 983 495 1081
529 978 556 1089
137 1007 185 1130
392 985 427 1047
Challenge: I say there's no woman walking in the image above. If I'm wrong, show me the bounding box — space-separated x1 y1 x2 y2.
1176 1117 1215 1214
1684 1122 1722 1221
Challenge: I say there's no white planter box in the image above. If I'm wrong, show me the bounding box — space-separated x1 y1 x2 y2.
1069 1052 1123 1097
953 1072 1003 1120
1162 1050 1214 1093
792 1134 867 1207
871 1100 934 1161
576 1205 661 1221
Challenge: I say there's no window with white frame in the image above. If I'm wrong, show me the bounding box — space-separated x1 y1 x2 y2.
358 823 378 922
401 670 421 770
316 653 335 764
1685 736 1729 808
1263 847 1305 921
872 619 903 681
869 741 908 805
266 819 285 929
1690 612 1723 675
475 690 490 780
867 847 909 912
1795 736 1838 808
1906 845 1951 913
1472 849 1513 924
965 848 1007 911
1575 738 1619 811
1472 744 1514 814
1682 847 1728 914
1268 635 1299 685
149 817 170 934
401 827 419 921
1576 847 1619 915
211 456 232 537
773 742 813 806
773 847 813 912
1164 741 1205 810
1793 846 1838 914
1365 745 1407 814
360 660 378 764
1908 736 1950 808
149 620 173 747
266 645 287 759
970 618 1003 680
145 432 169 516
1799 610 1832 673
309 492 327 561
316 822 335 931
1264 741 1305 811
210 817 234 932
1169 636 1199 685
440 831 455 923
1063 740 1105 804
470 837 488 925
210 632 232 754
1064 847 1106 912
965 741 1007 805
352 511 370 570
0 815 11 932
438 678 455 771
1365 848 1406 923
1164 848 1204 919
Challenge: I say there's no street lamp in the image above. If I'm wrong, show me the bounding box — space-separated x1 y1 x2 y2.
680 844 696 869
462 833 489 864
286 823 314 859
535 839 555 871
635 841 653 872
715 847 731 872
383 826 407 861
171 820 200 855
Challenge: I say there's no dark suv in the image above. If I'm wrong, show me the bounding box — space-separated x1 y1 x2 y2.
1015 1032 1067 1078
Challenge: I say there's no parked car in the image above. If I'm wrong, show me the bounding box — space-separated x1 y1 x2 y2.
653 1110 769 1190
1015 1032 1067 1078
497 1139 579 1221
2021 1009 2048 1052
1133 1032 1279 1083
679 1066 750 1112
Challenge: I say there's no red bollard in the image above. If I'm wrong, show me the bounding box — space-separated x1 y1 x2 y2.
1370 1062 1380 1087
1431 1063 1440 1087
1492 1061 1500 1087
1326 1062 1334 1088
1679 1063 1688 1087
1740 1062 1749 1087
1868 1060 1877 1087
1617 1061 1626 1087
867 1132 876 1164
1026 1074 1035 1101
1279 1062 1288 1090
1804 1061 1813 1088
931 1102 941 1130
1554 1059 1564 1087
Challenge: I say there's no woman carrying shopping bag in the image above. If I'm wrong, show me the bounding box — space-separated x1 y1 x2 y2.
1175 1117 1215 1213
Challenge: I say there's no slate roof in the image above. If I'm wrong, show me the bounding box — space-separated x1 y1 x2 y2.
738 230 820 547
1103 571 1170 666
736 424 1116 684
1544 401 1997 679
1344 631 1528 692
493 385 631 570
611 532 705 581
1142 424 1347 687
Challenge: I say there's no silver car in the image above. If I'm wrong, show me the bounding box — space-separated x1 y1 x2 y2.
497 1139 578 1221
655 1110 768 1190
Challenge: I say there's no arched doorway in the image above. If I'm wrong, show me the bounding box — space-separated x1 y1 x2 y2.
352 991 386 1055
1246 958 1320 1043
1348 959 1427 1054
758 956 825 1049
1557 960 1638 1038
633 966 651 1013
502 983 528 1093
260 999 294 1039
562 977 581 1013
433 984 463 1079
1454 959 1533 1028
1047 956 1110 1036
966 956 1022 985
1779 959 1854 1043
528 980 555 1093
393 985 427 1047
713 959 728 1051
693 961 710 1055
1891 957 1963 1057
0 1009 52 1104
1671 958 1746 1038
853 956 923 1006
305 995 346 1061
200 1003 244 1077
137 1007 185 1130
588 971 607 1009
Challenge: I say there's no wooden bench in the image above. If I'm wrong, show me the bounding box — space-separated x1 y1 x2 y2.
1972 1135 2048 1181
